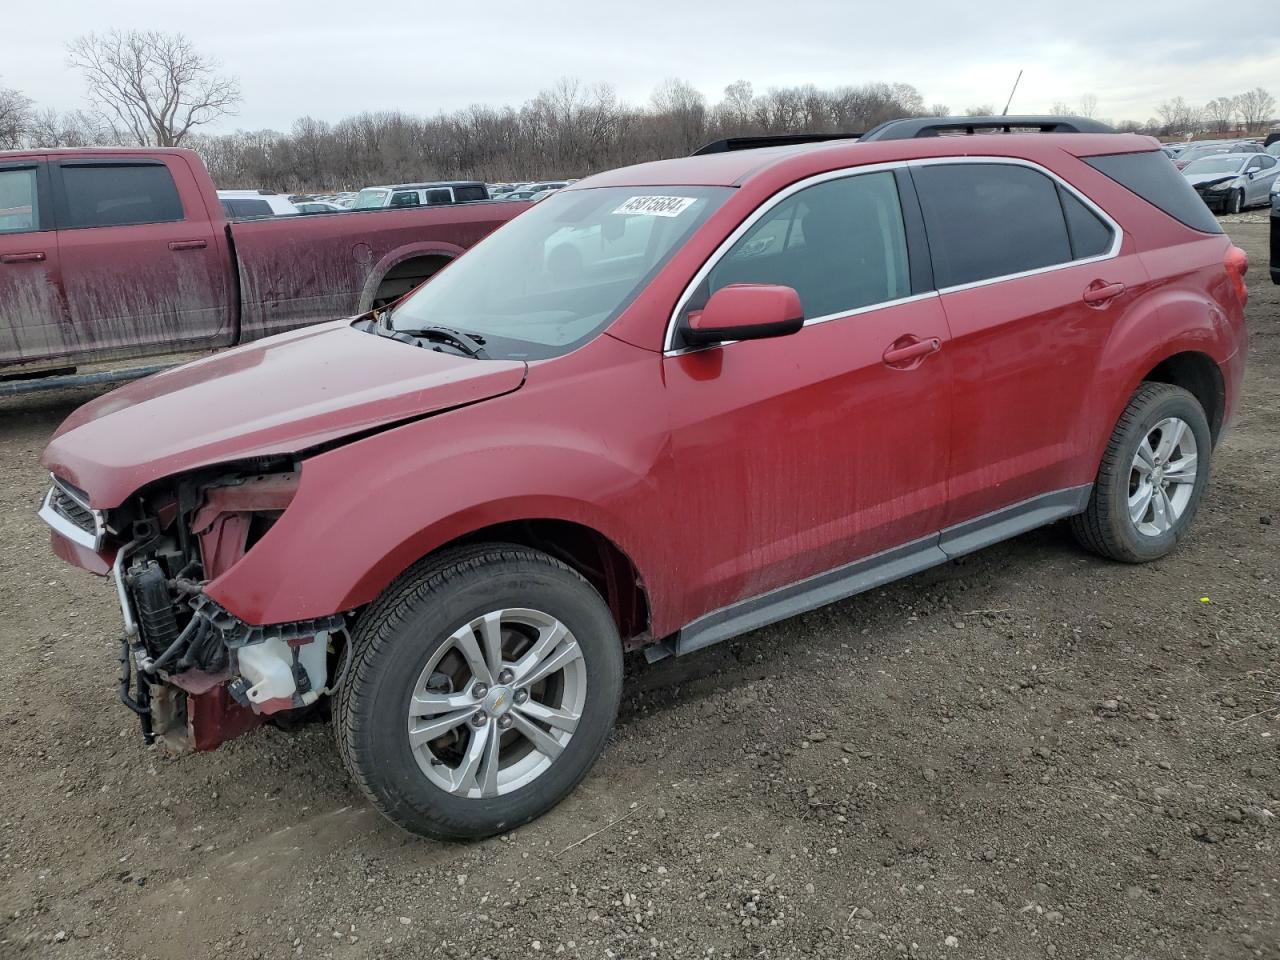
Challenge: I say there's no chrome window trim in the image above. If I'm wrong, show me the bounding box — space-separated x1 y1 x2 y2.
662 155 1123 355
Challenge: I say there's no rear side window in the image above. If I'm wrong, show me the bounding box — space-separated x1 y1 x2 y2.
1058 189 1114 259
390 191 421 208
0 167 39 234
1084 151 1222 234
912 163 1072 288
424 188 453 205
58 163 183 229
454 185 487 202
224 198 273 219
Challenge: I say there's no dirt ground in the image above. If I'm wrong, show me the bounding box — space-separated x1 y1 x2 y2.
0 223 1276 960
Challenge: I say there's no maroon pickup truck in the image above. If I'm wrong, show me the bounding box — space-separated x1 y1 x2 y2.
0 147 528 376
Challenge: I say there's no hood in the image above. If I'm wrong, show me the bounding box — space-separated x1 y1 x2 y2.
1183 172 1240 189
42 320 527 508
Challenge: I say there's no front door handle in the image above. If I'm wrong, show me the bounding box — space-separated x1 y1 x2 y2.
1083 280 1125 304
168 239 208 251
0 251 46 264
883 336 941 366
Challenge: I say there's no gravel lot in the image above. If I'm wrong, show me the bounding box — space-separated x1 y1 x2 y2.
0 223 1276 960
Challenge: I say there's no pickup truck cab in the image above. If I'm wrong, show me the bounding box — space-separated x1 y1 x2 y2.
39 118 1249 841
0 149 526 376
350 181 489 210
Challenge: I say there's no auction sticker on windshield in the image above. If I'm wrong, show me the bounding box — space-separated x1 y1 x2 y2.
612 195 697 217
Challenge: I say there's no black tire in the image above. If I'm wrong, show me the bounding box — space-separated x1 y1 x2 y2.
1227 189 1243 215
334 543 623 840
1070 382 1212 563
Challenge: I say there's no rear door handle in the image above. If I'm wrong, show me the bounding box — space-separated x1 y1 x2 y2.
1083 280 1125 304
883 336 941 366
0 251 46 263
168 239 208 251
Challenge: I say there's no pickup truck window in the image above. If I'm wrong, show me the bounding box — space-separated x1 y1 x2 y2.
58 162 183 229
454 185 487 203
390 191 421 208
0 168 38 234
222 197 275 219
424 189 453 205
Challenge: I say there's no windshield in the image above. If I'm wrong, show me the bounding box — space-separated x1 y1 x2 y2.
352 188 390 209
389 186 731 359
1183 156 1246 175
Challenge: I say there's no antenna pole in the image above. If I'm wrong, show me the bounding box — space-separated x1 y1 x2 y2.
1001 70 1023 116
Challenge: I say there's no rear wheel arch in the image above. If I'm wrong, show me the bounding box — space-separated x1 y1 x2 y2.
1140 350 1225 443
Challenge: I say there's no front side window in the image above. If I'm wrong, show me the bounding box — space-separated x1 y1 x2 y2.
0 168 39 234
390 191 421 208
389 185 730 359
699 171 910 321
424 188 453 205
913 163 1074 288
58 163 183 229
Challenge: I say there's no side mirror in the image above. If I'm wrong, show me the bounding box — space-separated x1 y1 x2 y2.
683 283 804 347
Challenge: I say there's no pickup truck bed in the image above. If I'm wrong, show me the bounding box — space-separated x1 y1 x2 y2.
0 148 528 375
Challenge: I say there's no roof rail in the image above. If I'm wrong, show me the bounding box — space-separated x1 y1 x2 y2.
860 115 1115 141
691 133 862 156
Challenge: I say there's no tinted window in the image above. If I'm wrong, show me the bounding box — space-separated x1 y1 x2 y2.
424 188 453 205
225 198 273 219
1058 188 1114 259
0 168 39 234
454 185 487 202
913 163 1071 288
703 171 910 320
59 163 183 229
1259 156 1278 170
390 191 420 208
1086 151 1222 234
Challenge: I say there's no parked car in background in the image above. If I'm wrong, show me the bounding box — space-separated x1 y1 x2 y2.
1173 140 1263 170
1181 153 1280 213
217 190 299 219
351 181 489 209
294 200 347 214
503 181 571 201
37 117 1248 841
0 148 529 378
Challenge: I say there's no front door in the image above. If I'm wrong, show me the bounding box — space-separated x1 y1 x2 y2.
663 169 951 624
51 156 233 358
0 159 72 368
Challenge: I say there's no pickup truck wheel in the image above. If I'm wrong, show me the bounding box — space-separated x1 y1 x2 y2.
334 544 623 840
1070 382 1211 563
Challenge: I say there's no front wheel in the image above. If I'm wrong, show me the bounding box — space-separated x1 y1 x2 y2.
1226 189 1244 215
1070 382 1212 563
334 544 623 840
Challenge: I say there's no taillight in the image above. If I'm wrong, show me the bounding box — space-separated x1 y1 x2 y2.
1225 245 1248 305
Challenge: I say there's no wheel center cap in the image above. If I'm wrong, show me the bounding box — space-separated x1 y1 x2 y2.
1152 467 1165 484
484 685 515 717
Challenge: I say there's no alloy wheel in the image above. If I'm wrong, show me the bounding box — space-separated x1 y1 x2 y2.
1128 417 1199 537
407 608 586 798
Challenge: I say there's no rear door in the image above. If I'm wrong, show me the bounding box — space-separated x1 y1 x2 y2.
51 156 233 355
910 159 1150 528
0 158 71 367
1246 155 1278 206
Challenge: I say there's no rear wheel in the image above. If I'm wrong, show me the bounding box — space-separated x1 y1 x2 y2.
1070 383 1212 563
334 544 623 840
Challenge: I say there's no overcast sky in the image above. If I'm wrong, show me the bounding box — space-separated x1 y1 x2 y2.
7 0 1279 131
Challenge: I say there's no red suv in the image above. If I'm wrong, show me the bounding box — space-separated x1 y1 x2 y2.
40 117 1248 839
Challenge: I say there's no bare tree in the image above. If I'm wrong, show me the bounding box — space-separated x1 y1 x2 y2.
964 104 997 116
0 83 34 149
1156 97 1201 137
1076 93 1098 119
67 30 240 146
1235 87 1276 133
1204 96 1239 134
1051 100 1073 116
25 107 112 147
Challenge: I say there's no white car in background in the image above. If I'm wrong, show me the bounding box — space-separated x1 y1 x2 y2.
217 190 299 219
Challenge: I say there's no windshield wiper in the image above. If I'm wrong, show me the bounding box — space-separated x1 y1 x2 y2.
397 325 489 359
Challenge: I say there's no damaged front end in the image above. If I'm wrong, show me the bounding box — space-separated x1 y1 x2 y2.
40 464 348 752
